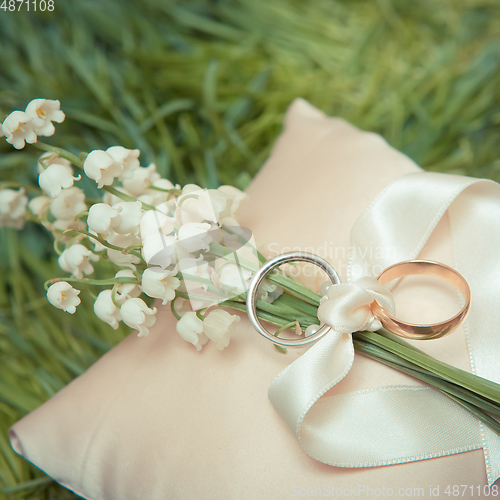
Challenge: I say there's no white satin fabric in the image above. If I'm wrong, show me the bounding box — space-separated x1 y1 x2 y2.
317 276 395 333
268 172 500 486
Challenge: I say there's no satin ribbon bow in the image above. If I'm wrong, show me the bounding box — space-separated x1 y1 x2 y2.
268 171 500 486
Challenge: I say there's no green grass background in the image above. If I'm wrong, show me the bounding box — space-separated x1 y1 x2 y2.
1 0 500 498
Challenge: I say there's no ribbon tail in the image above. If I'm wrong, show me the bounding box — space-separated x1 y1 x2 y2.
269 330 482 468
268 329 354 438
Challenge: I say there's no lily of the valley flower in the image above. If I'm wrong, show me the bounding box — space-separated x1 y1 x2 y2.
87 203 121 239
122 163 160 196
88 229 107 252
203 309 240 350
218 263 252 295
25 99 65 136
28 196 50 220
138 178 178 207
50 187 86 220
0 188 28 229
106 146 140 180
37 152 71 173
177 222 213 253
1 111 37 149
114 269 141 304
46 282 81 314
112 201 143 235
38 163 81 198
141 267 180 304
217 185 246 221
83 150 123 188
139 209 175 240
106 233 142 267
94 289 121 329
176 188 225 225
175 311 208 351
256 279 284 304
120 298 157 337
178 256 212 289
58 244 99 279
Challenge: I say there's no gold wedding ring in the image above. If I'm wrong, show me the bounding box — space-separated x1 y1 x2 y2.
371 260 471 340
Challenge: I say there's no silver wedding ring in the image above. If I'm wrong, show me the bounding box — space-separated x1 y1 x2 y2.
246 252 341 347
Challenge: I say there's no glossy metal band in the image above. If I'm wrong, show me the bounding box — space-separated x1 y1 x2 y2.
371 260 471 340
246 252 341 347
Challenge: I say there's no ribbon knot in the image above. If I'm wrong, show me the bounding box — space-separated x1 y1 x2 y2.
317 276 395 334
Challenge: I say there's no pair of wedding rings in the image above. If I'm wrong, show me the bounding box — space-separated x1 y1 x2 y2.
246 252 471 348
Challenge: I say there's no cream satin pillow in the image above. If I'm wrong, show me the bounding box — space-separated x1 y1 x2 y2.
9 99 487 500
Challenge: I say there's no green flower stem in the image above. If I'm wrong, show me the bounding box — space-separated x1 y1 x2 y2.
64 229 143 261
102 186 156 211
148 186 182 196
254 298 315 328
273 321 296 354
218 299 291 328
111 284 121 308
74 211 89 221
273 291 319 318
353 338 500 414
33 141 83 169
170 297 182 321
43 276 138 291
355 330 500 402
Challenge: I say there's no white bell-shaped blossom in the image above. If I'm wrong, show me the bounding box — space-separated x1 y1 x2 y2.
219 263 252 295
138 178 178 207
175 311 208 351
141 267 180 305
94 289 121 329
217 185 246 223
83 150 123 188
46 282 81 314
203 309 240 350
122 163 160 196
114 269 141 304
139 209 175 240
38 163 80 198
120 298 157 337
256 279 284 304
0 188 28 229
112 201 143 235
106 146 140 179
176 189 225 225
177 222 213 253
181 184 202 194
1 111 37 149
88 229 107 252
140 207 180 268
50 187 86 220
28 195 50 220
58 244 99 279
106 233 142 267
37 152 71 173
87 203 121 239
178 256 212 290
25 99 65 136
